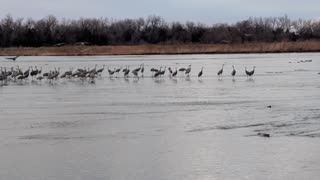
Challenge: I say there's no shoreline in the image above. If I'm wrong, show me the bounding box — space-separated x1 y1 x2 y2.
1 41 320 56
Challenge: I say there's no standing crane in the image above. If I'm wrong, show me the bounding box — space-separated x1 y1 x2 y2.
198 67 203 77
217 64 224 77
231 65 236 77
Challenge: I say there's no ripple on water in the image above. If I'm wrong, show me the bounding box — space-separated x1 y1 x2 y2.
187 114 320 138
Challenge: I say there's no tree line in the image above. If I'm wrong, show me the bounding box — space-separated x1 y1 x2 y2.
0 15 319 47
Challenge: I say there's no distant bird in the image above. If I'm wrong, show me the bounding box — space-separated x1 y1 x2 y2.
198 67 203 77
245 66 255 77
231 65 236 77
5 56 19 61
217 64 224 76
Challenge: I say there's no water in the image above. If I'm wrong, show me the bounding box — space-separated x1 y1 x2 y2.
0 53 320 180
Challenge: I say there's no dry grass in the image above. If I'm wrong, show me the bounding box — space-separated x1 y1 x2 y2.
1 41 320 56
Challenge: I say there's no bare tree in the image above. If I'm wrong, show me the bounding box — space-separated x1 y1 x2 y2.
0 15 319 47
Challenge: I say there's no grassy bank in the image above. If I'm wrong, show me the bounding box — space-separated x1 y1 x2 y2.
1 41 320 56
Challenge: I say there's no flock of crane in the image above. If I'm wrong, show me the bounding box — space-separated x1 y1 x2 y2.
0 62 256 85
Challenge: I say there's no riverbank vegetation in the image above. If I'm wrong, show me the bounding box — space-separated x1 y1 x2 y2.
1 15 320 55
0 15 320 48
1 41 319 56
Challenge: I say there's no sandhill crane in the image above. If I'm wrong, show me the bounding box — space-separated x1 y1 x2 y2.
154 67 162 77
114 67 122 77
122 66 128 72
17 66 23 76
23 71 30 79
65 68 73 77
217 64 224 76
132 70 139 78
30 66 39 78
231 65 236 77
0 67 8 81
43 72 49 77
11 68 20 80
185 65 192 76
108 67 115 76
115 67 122 73
160 66 166 76
97 65 105 74
150 67 161 76
47 71 54 80
245 66 255 77
88 64 97 74
60 72 67 78
61 68 73 79
245 67 249 76
52 68 60 79
150 68 159 72
172 67 178 77
24 67 30 76
17 75 25 80
179 67 186 72
89 71 96 82
133 65 142 72
124 67 130 77
77 68 86 73
198 67 203 77
7 67 14 77
141 64 144 74
5 56 19 61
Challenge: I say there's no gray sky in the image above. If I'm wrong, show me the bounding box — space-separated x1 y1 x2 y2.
1 0 319 24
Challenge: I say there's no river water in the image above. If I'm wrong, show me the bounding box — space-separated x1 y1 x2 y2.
0 53 320 180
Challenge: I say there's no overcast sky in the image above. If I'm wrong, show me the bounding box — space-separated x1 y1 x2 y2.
1 0 319 24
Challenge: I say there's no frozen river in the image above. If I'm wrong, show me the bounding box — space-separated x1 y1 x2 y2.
0 53 320 180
